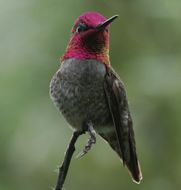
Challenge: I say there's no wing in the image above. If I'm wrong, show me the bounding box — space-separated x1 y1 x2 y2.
103 67 142 183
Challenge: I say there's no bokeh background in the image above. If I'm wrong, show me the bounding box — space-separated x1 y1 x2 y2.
0 0 181 190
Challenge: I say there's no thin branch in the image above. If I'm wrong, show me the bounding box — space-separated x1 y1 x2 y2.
55 130 84 190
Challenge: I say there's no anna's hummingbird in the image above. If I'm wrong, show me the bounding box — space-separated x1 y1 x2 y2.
50 12 142 190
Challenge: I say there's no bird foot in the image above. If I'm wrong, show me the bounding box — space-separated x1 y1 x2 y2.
76 121 96 158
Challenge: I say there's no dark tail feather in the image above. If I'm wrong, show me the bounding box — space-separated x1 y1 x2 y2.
125 136 142 184
99 131 142 184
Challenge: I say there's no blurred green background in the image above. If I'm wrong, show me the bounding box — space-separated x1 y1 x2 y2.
0 0 181 190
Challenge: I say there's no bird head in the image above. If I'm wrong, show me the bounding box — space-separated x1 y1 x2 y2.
61 12 118 66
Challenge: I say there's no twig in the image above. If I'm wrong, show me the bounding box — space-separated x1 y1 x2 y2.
55 130 84 190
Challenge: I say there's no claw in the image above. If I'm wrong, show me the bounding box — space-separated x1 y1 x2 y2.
76 121 96 159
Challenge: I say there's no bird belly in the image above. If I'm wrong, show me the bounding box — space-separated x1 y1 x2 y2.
50 59 112 130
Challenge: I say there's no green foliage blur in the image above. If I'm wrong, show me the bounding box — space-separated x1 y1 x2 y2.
0 0 181 190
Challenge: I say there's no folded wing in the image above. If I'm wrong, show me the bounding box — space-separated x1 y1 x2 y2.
102 67 142 183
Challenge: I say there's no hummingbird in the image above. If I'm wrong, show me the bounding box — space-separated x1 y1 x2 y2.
50 11 142 190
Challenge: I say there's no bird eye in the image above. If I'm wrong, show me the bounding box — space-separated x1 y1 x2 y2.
75 24 87 33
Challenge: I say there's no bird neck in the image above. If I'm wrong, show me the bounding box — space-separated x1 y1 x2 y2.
61 32 110 66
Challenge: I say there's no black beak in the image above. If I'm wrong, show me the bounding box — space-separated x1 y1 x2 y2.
95 15 118 30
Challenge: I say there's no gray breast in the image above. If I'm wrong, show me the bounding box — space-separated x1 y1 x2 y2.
50 58 111 130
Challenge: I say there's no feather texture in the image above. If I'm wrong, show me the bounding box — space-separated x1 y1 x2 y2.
102 67 142 183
